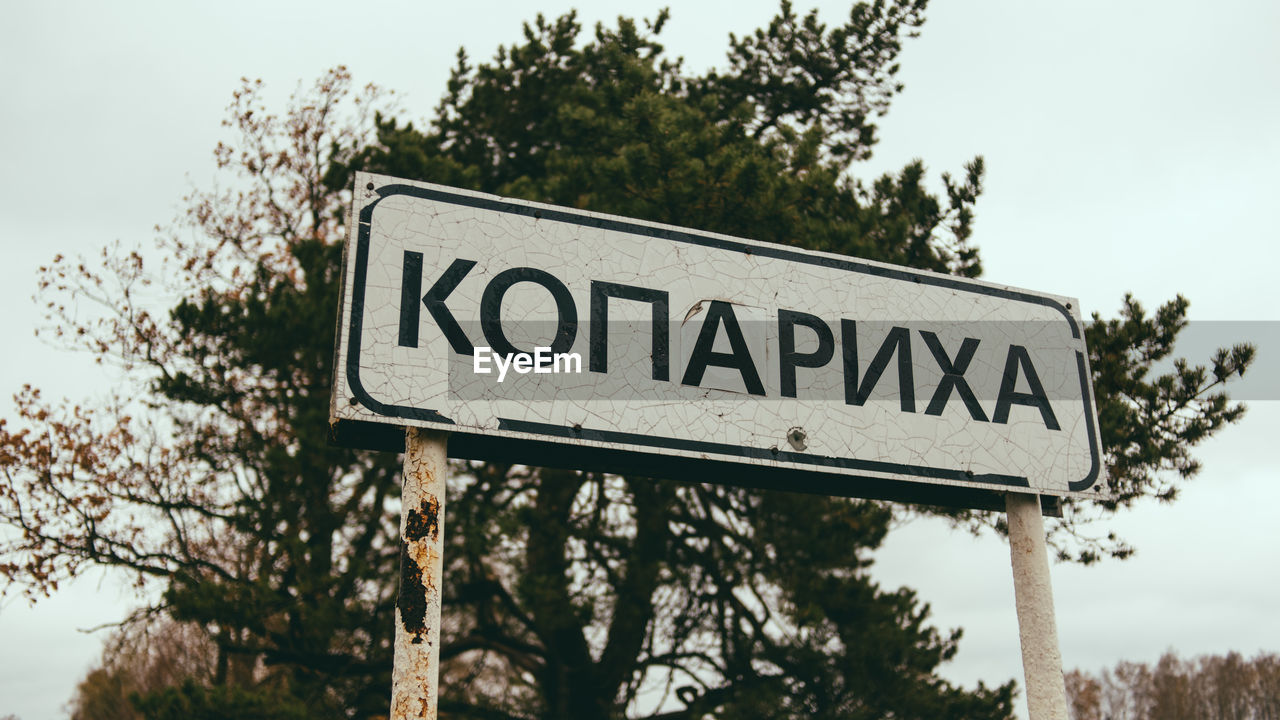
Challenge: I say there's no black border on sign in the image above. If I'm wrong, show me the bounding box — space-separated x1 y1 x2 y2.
335 179 1103 507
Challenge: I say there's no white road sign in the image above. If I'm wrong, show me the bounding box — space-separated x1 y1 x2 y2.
331 173 1106 510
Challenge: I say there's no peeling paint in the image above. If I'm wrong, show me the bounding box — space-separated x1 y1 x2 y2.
398 541 429 643
786 427 808 451
682 300 704 324
404 497 440 542
391 429 448 720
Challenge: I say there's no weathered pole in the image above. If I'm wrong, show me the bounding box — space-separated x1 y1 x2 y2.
1006 492 1070 720
390 427 450 719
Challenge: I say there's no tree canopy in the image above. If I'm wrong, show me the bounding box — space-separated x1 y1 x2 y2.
4 2 1253 719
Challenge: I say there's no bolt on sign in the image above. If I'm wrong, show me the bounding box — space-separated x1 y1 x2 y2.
331 173 1106 511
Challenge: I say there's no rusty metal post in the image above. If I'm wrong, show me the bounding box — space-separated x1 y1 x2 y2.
391 427 449 719
1006 492 1069 720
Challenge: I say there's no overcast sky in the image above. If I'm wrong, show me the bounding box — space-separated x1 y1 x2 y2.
2 1 1278 718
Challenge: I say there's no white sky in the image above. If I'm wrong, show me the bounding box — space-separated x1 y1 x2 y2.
1 1 1277 718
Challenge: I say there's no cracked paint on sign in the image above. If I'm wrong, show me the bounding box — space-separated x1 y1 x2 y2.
332 173 1107 506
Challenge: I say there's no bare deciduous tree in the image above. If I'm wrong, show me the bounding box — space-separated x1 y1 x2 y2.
1067 651 1280 720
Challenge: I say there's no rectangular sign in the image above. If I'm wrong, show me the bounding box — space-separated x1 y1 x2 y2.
331 173 1106 510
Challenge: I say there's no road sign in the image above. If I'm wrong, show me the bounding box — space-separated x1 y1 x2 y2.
331 172 1105 510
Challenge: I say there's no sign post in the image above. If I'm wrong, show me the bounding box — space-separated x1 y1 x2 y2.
390 428 448 720
1007 492 1070 719
330 172 1107 719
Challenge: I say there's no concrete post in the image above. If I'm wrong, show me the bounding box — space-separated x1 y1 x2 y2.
1006 492 1070 720
390 428 449 720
